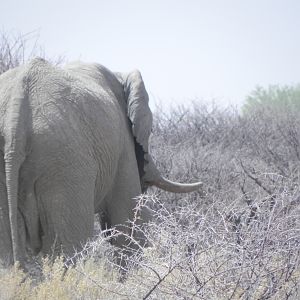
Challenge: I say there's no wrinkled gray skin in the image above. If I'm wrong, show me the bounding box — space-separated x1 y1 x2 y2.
0 58 202 266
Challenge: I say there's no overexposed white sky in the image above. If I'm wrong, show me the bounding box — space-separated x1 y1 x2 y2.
1 0 300 109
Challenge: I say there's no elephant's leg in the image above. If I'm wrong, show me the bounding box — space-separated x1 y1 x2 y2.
97 207 112 234
20 184 42 255
36 166 96 259
105 151 147 251
0 176 13 266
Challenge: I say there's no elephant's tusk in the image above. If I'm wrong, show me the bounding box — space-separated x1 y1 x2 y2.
151 176 203 193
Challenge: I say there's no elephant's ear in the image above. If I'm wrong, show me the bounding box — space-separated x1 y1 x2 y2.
122 70 153 153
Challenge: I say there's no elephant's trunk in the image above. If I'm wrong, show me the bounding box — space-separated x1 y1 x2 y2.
143 154 203 193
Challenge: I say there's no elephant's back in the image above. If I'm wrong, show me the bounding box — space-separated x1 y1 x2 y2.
24 59 126 188
28 58 124 148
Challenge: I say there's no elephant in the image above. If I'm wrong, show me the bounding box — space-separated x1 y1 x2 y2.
0 58 202 267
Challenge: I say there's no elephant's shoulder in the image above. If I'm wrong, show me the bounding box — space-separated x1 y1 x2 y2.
64 62 124 99
64 62 117 81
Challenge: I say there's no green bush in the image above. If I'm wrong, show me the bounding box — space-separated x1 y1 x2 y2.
242 85 300 115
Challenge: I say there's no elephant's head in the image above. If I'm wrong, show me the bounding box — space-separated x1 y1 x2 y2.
119 70 203 193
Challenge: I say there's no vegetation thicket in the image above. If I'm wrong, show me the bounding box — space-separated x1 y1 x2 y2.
0 32 299 299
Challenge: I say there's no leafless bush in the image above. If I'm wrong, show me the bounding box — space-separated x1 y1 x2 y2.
128 101 300 298
151 100 300 203
55 188 299 299
132 190 300 299
0 30 64 75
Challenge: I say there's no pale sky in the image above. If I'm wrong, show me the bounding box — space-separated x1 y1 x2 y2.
1 0 300 109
